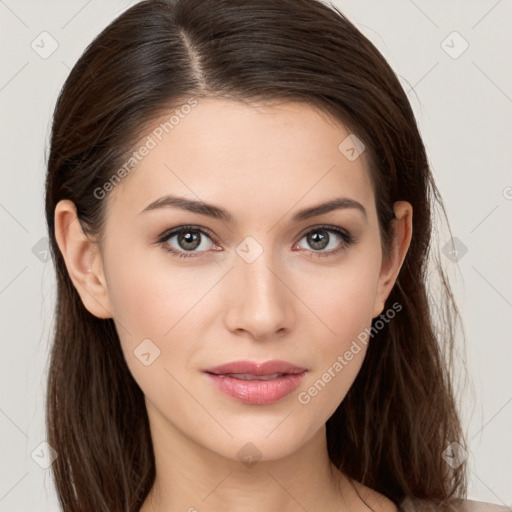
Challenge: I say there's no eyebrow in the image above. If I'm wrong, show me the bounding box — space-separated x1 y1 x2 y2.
140 194 367 222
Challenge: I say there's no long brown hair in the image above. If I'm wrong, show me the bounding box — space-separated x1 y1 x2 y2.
45 0 469 510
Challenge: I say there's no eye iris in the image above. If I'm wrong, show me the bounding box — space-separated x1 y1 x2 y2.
307 230 329 250
178 230 201 250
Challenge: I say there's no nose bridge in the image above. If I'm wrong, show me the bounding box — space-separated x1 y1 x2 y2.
225 235 294 338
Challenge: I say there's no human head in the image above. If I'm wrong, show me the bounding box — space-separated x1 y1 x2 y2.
45 1 467 510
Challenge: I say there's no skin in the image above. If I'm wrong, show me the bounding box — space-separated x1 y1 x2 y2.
54 99 412 512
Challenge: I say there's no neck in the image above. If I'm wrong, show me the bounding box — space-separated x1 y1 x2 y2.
140 402 368 512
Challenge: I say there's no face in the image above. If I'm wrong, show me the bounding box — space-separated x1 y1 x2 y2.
81 99 405 462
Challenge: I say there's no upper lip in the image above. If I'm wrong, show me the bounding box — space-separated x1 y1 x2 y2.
205 360 307 376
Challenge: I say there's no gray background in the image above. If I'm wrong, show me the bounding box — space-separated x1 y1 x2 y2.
0 0 511 510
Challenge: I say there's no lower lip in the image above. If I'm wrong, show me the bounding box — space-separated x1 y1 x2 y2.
205 372 306 405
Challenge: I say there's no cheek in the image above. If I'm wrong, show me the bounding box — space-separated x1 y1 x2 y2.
103 246 218 376
104 262 194 401
101 242 174 359
298 251 381 340
293 249 380 406
104 241 194 334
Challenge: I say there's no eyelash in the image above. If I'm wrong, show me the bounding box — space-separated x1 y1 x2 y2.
156 224 356 260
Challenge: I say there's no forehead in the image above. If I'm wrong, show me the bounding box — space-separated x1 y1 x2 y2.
105 98 376 223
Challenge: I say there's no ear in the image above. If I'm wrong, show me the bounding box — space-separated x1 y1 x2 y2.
54 199 113 319
372 201 413 318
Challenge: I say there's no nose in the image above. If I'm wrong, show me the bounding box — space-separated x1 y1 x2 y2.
223 246 296 341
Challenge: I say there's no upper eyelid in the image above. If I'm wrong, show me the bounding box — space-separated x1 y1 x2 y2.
297 224 351 238
157 225 216 242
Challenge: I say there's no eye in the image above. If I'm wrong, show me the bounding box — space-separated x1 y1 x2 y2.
294 225 355 257
157 226 219 259
157 224 355 260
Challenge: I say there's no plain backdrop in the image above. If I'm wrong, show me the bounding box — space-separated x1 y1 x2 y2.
0 0 511 510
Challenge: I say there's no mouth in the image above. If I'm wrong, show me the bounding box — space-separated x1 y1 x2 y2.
204 360 307 405
211 372 292 381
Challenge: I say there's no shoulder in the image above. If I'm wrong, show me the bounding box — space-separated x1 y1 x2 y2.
347 478 401 512
454 500 511 512
399 497 511 512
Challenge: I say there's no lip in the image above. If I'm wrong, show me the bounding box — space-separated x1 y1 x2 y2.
205 360 306 376
204 360 307 405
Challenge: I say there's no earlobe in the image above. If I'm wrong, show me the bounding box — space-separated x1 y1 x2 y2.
54 199 113 319
372 201 413 319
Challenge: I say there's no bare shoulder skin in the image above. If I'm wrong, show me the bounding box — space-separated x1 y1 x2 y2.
344 476 399 512
399 496 511 512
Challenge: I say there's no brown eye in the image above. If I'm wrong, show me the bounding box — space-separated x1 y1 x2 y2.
306 230 330 250
295 226 355 256
176 230 202 250
159 226 216 258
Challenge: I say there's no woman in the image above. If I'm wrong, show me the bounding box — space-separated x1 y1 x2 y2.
44 0 508 511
